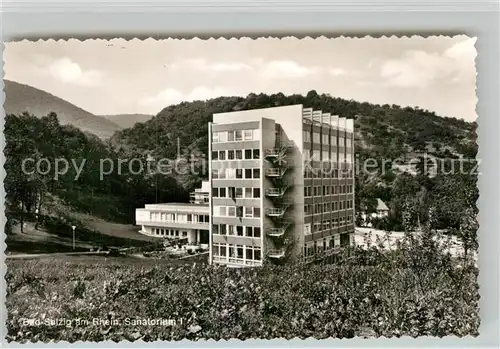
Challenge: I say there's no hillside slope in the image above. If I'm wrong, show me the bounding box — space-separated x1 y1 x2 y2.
4 80 121 139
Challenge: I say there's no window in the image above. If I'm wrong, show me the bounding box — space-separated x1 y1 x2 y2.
236 169 243 179
313 132 320 143
339 136 345 146
218 150 225 160
303 131 311 143
212 188 218 197
253 168 260 179
237 206 244 218
254 248 261 260
331 135 337 145
244 130 253 140
216 169 225 179
245 188 252 198
322 134 329 144
304 167 310 178
228 131 235 142
236 225 244 236
323 220 329 230
245 169 252 179
228 150 235 160
304 223 311 235
219 244 227 256
246 246 262 260
253 149 260 159
253 188 260 198
236 150 243 160
254 227 261 238
254 207 261 218
212 151 218 160
235 130 243 141
225 168 234 179
213 224 219 234
235 188 243 198
245 149 252 159
219 187 226 198
313 150 321 161
346 138 352 148
215 206 226 216
245 207 253 218
236 245 244 258
212 132 219 143
245 226 253 237
322 151 329 161
329 238 335 248
228 206 236 217
228 225 235 236
212 169 219 179
246 247 253 260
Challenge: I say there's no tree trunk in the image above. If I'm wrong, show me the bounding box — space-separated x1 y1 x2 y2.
35 192 43 230
20 201 24 234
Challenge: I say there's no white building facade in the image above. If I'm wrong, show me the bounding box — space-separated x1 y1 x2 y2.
135 182 211 245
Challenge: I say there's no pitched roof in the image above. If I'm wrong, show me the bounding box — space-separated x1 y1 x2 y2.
376 198 389 211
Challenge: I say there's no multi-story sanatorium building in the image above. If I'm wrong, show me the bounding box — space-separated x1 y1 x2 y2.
209 104 355 267
135 104 355 266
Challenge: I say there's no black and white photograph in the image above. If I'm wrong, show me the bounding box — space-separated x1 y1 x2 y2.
3 36 479 342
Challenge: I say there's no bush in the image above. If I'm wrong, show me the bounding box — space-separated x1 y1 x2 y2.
5 229 479 342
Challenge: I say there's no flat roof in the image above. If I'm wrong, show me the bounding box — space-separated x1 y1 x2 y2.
139 202 210 213
148 203 208 207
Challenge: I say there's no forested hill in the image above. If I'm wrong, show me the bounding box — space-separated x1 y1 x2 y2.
112 90 477 161
5 90 477 233
4 80 122 139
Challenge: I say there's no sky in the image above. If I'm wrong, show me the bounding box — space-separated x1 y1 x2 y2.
4 36 477 121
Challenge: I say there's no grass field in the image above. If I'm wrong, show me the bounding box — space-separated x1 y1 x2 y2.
6 218 158 255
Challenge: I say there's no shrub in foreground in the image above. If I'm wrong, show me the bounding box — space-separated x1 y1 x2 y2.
6 235 479 342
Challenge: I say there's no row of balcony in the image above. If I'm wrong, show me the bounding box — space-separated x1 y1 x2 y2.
265 143 293 261
267 249 286 258
264 142 294 159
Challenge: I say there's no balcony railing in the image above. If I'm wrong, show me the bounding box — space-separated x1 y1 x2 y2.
266 227 286 237
265 208 286 217
265 188 286 197
268 249 286 258
265 167 288 177
264 142 294 158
